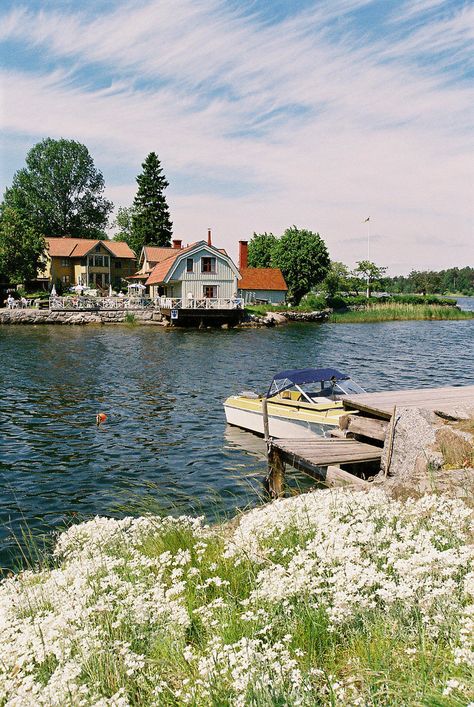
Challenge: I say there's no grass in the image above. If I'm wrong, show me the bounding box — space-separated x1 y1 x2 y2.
437 419 474 470
329 303 474 323
2 492 473 705
245 298 473 323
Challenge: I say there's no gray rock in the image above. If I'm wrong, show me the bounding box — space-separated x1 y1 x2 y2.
375 406 474 500
375 407 443 488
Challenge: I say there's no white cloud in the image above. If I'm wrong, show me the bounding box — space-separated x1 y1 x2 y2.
0 0 472 273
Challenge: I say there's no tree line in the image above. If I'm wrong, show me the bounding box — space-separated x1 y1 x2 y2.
382 269 474 296
1 137 472 300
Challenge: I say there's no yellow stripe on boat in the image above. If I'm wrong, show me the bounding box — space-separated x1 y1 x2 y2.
224 395 345 427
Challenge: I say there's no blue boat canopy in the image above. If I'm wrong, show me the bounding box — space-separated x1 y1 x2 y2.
267 368 349 397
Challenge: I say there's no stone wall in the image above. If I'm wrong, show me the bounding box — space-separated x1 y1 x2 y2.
0 309 164 325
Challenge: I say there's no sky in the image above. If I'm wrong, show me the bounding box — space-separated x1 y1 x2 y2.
0 0 473 274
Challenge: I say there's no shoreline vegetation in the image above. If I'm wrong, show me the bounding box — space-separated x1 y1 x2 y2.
1 489 473 705
246 294 474 324
329 303 474 323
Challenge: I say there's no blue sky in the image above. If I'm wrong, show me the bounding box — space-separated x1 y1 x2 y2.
1 0 472 272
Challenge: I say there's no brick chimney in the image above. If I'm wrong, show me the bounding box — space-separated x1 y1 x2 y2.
207 228 212 246
239 240 248 270
172 239 182 249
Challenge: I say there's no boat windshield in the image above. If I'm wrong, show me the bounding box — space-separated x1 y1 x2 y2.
267 368 365 402
295 379 364 402
335 379 365 396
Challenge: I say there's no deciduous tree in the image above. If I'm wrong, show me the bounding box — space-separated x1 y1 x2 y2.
3 138 113 239
353 260 387 297
272 226 330 305
113 206 140 253
322 261 352 296
0 207 46 284
247 232 277 268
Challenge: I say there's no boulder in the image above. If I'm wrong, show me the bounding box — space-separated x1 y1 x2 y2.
375 406 474 501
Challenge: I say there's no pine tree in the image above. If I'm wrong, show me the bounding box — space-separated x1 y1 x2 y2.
132 153 172 249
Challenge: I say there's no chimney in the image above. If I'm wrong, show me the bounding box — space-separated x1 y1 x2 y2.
207 228 212 246
239 240 248 270
172 239 182 249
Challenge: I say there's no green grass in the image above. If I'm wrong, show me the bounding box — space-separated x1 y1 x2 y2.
3 492 473 706
329 303 474 323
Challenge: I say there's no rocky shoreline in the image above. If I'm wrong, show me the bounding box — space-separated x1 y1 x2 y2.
0 307 331 327
0 309 165 325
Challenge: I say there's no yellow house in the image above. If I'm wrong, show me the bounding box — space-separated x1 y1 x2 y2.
40 238 136 290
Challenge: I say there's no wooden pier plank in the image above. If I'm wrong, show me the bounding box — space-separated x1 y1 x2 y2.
342 385 474 419
272 438 382 467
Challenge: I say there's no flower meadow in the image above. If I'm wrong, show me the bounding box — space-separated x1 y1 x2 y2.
1 489 474 706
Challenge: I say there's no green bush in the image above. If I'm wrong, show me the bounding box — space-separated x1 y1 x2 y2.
299 292 327 310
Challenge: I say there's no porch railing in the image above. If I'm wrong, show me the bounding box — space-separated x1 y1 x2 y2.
49 296 156 311
158 297 243 310
49 296 244 311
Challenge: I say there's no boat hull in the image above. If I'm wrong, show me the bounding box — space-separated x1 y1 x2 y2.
224 396 343 439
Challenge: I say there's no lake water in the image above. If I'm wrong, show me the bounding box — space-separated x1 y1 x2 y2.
1 307 474 570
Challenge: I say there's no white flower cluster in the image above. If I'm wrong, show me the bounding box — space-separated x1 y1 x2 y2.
0 515 205 706
53 514 205 561
1 491 473 705
454 571 474 668
226 490 474 629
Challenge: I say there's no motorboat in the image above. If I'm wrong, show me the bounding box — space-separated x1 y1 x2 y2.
223 367 365 439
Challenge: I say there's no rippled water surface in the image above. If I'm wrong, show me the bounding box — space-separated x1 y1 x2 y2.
1 312 474 569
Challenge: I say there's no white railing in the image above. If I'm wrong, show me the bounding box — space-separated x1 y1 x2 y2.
50 295 244 311
49 296 156 311
158 297 243 310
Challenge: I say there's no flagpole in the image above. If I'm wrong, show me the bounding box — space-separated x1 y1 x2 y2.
367 218 370 261
363 217 371 298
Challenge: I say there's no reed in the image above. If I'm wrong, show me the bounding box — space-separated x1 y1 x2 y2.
330 303 474 323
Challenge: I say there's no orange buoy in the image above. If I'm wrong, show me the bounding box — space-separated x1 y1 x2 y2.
96 412 107 425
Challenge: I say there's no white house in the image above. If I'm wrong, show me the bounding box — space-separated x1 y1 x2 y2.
145 231 241 305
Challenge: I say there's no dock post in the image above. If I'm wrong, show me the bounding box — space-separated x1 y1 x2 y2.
262 397 285 498
262 396 270 443
266 441 286 498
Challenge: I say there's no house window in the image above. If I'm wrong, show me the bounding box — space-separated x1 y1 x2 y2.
62 275 70 285
61 258 70 267
203 285 217 298
115 261 122 269
93 255 109 267
186 258 194 273
95 245 101 252
201 257 216 273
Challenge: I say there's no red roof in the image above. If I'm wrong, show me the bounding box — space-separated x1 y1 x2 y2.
46 237 135 259
143 246 177 265
146 244 196 285
238 268 287 291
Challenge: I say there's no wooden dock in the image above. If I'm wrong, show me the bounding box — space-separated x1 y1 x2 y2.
263 384 474 498
343 385 474 420
266 437 381 496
